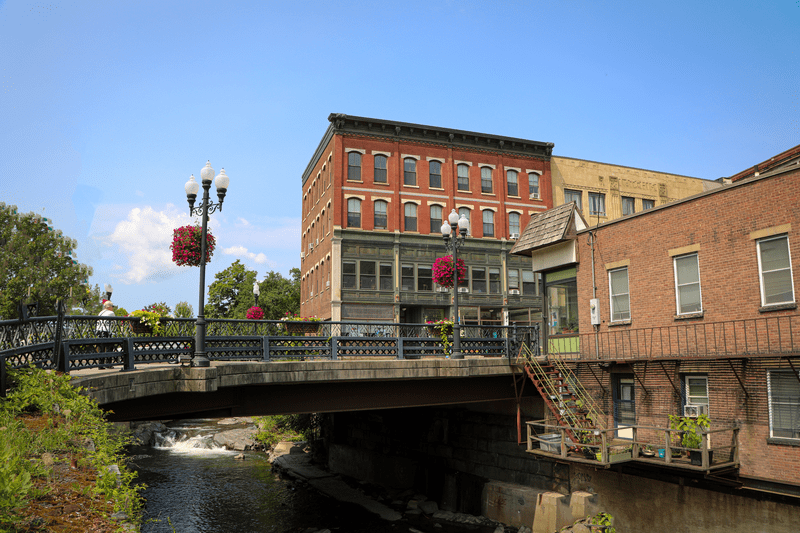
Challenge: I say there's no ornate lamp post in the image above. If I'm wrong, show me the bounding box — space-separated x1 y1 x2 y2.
253 280 260 307
184 161 229 367
104 283 113 302
440 209 469 359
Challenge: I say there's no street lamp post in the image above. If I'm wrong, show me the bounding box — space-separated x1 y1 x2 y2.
440 209 469 359
104 283 113 302
184 161 229 367
253 280 260 307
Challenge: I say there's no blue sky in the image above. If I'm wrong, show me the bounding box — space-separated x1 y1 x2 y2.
2 0 798 314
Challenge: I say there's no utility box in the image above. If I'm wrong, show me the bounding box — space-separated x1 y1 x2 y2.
589 298 600 325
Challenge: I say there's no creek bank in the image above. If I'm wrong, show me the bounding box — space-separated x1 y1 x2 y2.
270 441 530 533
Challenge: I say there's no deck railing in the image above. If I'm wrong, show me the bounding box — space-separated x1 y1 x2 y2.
546 314 800 360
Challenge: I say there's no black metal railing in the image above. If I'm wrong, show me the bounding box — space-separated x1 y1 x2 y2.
0 316 540 391
546 314 800 360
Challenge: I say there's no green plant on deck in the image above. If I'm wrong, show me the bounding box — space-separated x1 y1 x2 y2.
426 319 453 356
590 511 616 532
669 413 710 449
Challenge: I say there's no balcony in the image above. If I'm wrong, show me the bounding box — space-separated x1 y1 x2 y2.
545 314 800 361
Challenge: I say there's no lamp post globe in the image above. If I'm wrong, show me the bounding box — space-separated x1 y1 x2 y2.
442 209 468 359
184 161 230 367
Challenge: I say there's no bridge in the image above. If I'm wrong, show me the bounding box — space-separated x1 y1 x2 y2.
0 315 539 420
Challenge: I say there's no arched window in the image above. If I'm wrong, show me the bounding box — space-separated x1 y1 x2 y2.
481 167 493 193
507 169 518 197
458 207 471 235
348 152 361 181
404 203 417 231
374 155 387 183
430 204 443 233
347 198 361 228
457 164 469 191
509 212 521 236
374 200 388 229
528 172 540 199
429 160 442 189
404 158 417 186
482 210 494 237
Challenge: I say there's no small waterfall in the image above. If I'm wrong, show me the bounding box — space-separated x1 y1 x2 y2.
152 427 233 455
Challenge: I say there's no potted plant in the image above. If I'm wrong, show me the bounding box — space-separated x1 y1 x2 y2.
129 302 171 336
431 255 466 289
669 413 711 465
280 312 321 335
170 225 215 267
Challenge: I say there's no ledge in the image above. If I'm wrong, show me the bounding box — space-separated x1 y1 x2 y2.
674 312 704 321
759 303 797 313
608 320 632 327
767 437 800 447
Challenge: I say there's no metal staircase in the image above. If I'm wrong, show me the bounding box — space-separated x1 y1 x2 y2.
516 344 606 451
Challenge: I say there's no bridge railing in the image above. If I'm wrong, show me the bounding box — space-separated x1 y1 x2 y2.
0 316 540 390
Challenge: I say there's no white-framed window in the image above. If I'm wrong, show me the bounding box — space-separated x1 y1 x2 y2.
507 169 519 197
564 189 582 209
528 172 540 199
404 158 417 186
757 235 795 306
589 192 605 216
609 267 630 321
622 196 635 216
347 198 361 228
458 207 471 235
374 154 387 183
509 212 520 236
430 205 443 233
404 203 417 231
374 200 388 229
482 210 494 237
481 167 493 193
457 164 470 191
347 152 361 181
429 160 442 189
768 370 800 439
674 253 702 314
684 375 709 414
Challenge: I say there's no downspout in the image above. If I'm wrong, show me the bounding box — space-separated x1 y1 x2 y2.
588 231 600 360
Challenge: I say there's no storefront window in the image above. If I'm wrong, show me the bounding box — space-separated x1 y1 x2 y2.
546 270 578 336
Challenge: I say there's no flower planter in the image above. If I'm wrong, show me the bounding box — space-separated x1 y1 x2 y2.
285 322 320 335
427 325 453 337
130 319 153 335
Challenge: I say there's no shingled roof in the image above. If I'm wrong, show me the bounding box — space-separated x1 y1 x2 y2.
510 202 587 256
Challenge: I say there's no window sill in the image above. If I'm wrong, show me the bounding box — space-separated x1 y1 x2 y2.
457 189 472 194
429 187 445 191
674 312 704 320
373 181 390 186
759 303 797 313
608 319 632 327
767 437 800 447
346 180 363 184
403 184 420 189
481 192 496 196
507 195 521 199
529 196 541 201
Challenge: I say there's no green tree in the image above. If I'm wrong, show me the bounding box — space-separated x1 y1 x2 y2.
205 261 300 320
174 301 194 318
0 204 93 319
256 268 300 320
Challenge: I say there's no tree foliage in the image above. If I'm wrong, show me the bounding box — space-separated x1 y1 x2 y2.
0 203 93 319
204 260 299 320
174 301 194 318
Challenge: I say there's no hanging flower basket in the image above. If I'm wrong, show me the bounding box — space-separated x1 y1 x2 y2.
170 225 215 267
432 255 467 289
246 306 264 320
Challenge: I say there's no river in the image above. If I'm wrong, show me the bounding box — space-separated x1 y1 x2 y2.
130 419 500 533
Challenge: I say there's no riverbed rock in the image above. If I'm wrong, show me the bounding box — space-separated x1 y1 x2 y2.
419 500 439 515
234 453 245 461
218 417 253 425
131 421 168 446
213 427 257 451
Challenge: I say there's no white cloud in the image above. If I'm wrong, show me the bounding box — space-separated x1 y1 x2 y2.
236 217 251 226
105 205 195 284
222 245 272 266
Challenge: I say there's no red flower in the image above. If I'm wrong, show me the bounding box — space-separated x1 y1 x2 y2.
170 225 215 267
432 255 466 288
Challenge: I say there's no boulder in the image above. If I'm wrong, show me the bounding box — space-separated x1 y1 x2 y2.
213 427 257 451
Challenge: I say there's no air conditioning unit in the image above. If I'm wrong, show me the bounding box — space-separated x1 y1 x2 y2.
309 243 313 250
683 404 707 417
300 252 305 259
316 238 319 245
510 233 520 240
529 194 539 200
509 289 520 295
436 287 450 292
326 281 330 287
458 287 469 293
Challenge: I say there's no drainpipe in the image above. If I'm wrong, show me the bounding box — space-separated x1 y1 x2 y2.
588 231 600 360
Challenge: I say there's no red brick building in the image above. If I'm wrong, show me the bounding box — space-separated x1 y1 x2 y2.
300 114 553 324
513 151 800 495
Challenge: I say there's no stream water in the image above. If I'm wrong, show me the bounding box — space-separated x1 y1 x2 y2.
130 419 498 533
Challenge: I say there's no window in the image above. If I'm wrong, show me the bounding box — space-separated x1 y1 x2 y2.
757 235 795 306
457 164 469 191
418 266 433 291
768 371 800 439
342 261 356 289
347 198 361 228
360 261 376 290
508 269 520 291
528 172 540 199
404 158 416 186
489 268 500 294
589 192 605 216
674 253 702 314
472 268 486 293
374 155 387 183
458 207 471 235
429 160 442 189
482 210 494 237
430 205 443 234
522 270 536 294
622 196 635 216
401 264 415 291
507 169 518 197
458 266 469 289
374 200 387 230
642 198 655 210
348 152 361 181
404 203 417 231
685 375 709 413
509 212 521 236
380 263 393 291
564 189 582 209
481 167 493 193
609 267 630 321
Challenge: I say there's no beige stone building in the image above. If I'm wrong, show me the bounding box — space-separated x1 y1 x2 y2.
550 156 721 224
